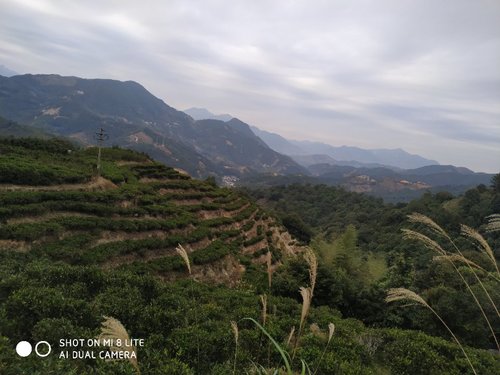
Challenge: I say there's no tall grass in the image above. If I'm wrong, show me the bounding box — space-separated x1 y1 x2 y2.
239 248 333 373
304 248 318 295
312 323 335 375
176 243 201 371
386 288 477 375
404 213 499 352
292 249 318 359
266 251 273 290
98 316 140 374
230 320 239 375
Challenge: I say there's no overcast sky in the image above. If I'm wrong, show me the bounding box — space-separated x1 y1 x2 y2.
1 0 499 172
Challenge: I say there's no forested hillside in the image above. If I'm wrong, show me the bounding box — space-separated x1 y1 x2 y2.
0 138 498 374
243 182 500 351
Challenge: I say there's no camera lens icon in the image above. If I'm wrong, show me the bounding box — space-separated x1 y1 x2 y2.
16 341 51 357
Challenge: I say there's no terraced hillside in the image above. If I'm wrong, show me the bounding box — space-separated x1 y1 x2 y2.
1 138 499 374
0 138 299 284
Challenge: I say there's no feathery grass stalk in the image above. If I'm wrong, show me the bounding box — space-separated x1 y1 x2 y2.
286 326 296 347
259 294 272 367
405 215 500 350
298 287 312 338
98 316 140 374
260 294 268 326
266 251 273 290
292 286 313 360
407 213 450 239
230 321 239 375
312 323 335 375
433 255 500 283
386 288 477 375
461 224 499 276
176 244 201 370
176 244 191 275
401 229 446 255
433 254 484 271
304 248 318 295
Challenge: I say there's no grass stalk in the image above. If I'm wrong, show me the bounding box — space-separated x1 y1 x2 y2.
386 288 477 375
405 215 500 351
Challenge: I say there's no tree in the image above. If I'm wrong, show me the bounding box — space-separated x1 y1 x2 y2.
491 173 500 194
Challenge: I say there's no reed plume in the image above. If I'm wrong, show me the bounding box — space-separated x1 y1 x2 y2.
313 323 335 375
327 323 335 342
286 326 296 347
266 251 273 289
176 243 201 369
404 214 500 347
386 288 477 375
291 286 313 360
260 294 268 326
176 243 191 275
433 254 485 272
304 248 318 295
98 316 140 374
230 321 239 375
401 229 446 255
461 224 499 276
298 287 312 335
407 213 450 239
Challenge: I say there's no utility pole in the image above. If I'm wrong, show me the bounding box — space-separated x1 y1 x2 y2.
94 127 109 177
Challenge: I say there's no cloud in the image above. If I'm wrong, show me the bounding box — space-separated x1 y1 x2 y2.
0 0 499 172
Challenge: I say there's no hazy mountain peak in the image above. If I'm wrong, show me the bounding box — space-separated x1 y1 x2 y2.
184 107 233 122
0 64 18 77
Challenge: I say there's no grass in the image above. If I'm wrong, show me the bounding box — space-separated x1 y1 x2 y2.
386 288 477 375
404 213 500 352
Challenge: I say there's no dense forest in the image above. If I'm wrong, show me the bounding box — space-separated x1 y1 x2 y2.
0 138 498 374
243 182 500 348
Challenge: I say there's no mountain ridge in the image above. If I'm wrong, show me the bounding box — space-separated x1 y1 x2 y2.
0 74 304 178
248 124 439 169
184 107 233 122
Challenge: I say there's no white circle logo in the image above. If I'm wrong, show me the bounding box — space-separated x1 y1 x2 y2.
35 341 52 357
16 341 32 357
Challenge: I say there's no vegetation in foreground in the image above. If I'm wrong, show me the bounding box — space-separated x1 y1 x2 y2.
0 138 498 374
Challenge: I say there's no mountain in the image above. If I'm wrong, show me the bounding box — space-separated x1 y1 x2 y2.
289 140 439 169
0 65 18 77
290 153 398 169
250 126 305 155
249 125 438 170
184 107 233 122
0 74 304 178
0 115 52 138
304 163 494 201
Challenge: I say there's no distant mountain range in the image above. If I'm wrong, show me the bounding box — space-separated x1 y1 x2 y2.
0 76 493 201
185 109 438 170
190 108 494 200
251 126 439 169
0 74 304 178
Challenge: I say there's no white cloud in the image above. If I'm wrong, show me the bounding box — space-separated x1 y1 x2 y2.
0 0 499 172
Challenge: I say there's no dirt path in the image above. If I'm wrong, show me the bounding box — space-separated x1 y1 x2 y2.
0 177 117 191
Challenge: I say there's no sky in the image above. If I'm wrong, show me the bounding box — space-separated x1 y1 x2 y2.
0 0 499 172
